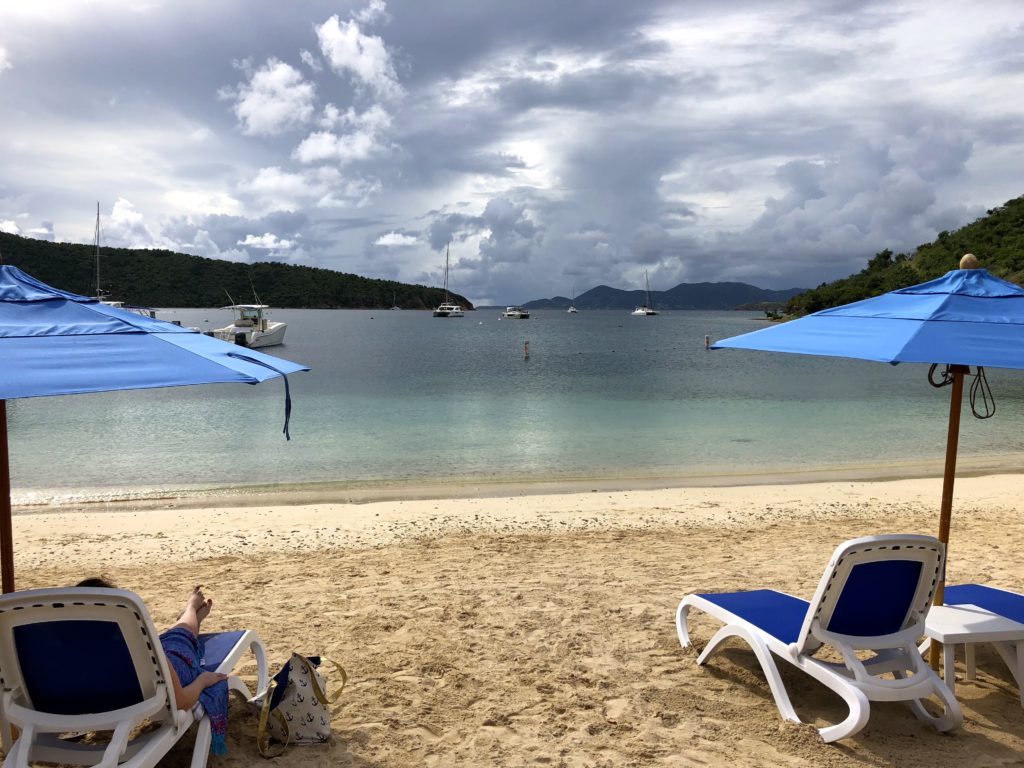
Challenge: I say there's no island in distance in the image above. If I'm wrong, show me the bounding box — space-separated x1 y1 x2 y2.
522 282 806 311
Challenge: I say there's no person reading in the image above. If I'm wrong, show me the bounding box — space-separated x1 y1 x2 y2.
76 579 231 755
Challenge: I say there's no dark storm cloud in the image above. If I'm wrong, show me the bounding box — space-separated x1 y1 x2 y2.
1 1 1022 304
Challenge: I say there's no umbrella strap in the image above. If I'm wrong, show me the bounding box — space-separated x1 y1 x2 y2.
927 364 995 420
969 366 995 419
227 353 294 440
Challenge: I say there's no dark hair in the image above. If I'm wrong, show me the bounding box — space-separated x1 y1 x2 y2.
76 577 117 588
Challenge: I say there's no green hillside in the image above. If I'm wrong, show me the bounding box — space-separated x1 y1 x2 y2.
0 232 473 310
787 195 1024 315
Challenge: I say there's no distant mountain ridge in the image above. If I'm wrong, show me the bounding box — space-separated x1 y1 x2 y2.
524 282 805 311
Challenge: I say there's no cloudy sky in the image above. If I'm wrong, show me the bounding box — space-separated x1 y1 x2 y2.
1 1 1022 304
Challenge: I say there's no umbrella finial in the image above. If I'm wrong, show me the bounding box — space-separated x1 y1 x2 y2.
959 253 979 269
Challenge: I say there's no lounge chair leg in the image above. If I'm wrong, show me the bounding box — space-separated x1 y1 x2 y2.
905 681 963 732
698 624 802 726
989 640 1024 704
675 602 692 649
250 637 269 696
815 685 871 743
190 717 212 768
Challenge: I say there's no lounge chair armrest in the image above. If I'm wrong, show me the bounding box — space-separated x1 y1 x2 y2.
3 687 168 734
210 629 269 699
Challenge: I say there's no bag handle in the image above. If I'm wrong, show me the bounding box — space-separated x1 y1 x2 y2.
256 678 289 759
296 653 347 709
318 656 348 707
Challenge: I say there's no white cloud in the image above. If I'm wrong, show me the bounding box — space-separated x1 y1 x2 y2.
238 233 295 249
164 188 242 216
104 197 175 250
374 231 417 246
238 165 346 213
315 13 402 99
0 219 18 234
224 58 316 136
316 176 382 208
0 46 11 74
299 49 322 72
188 229 250 263
293 104 392 164
355 0 389 25
25 221 55 240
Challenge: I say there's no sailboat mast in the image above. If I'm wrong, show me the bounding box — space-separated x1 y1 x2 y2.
444 242 451 302
94 202 101 300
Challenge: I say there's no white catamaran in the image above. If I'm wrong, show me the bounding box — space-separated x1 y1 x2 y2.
631 271 659 316
433 243 464 317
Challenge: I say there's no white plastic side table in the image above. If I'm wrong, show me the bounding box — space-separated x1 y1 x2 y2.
923 604 1024 704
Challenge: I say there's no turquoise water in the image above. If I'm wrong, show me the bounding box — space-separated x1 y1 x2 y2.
8 308 1024 504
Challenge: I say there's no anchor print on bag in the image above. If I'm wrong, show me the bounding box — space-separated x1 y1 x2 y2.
250 653 347 757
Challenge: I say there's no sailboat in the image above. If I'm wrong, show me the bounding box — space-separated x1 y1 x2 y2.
631 271 659 316
432 243 464 317
567 285 578 314
92 203 156 319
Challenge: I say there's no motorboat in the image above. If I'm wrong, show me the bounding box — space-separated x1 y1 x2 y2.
631 271 659 316
501 306 530 319
212 304 287 347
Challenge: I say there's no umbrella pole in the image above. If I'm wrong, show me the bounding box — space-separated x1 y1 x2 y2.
929 365 967 669
0 401 12 593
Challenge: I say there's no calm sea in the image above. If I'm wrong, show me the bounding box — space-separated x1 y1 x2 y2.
8 308 1024 505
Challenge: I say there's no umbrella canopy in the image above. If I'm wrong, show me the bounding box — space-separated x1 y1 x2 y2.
715 267 1024 367
713 260 1024 609
0 264 309 592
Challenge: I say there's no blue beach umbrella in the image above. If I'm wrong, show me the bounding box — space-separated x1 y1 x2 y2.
0 264 309 592
713 254 1024 605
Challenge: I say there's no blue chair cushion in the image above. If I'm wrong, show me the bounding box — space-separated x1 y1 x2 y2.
14 620 144 715
697 589 809 645
827 559 922 636
199 630 245 672
945 584 1024 624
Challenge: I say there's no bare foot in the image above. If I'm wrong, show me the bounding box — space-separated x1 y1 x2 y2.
186 585 206 612
197 597 213 624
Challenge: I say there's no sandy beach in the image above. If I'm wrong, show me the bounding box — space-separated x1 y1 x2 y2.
11 474 1024 767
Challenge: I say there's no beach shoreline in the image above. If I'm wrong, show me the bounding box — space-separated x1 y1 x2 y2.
14 473 1024 569
12 451 1024 514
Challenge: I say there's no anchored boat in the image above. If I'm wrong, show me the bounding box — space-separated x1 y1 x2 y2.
212 304 286 348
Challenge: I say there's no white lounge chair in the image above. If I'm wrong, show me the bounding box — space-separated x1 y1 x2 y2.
676 534 962 742
0 587 269 768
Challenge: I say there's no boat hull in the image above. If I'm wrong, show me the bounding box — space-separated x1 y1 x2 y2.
212 321 287 348
433 303 464 317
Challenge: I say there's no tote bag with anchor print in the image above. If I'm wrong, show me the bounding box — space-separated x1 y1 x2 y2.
249 652 347 757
